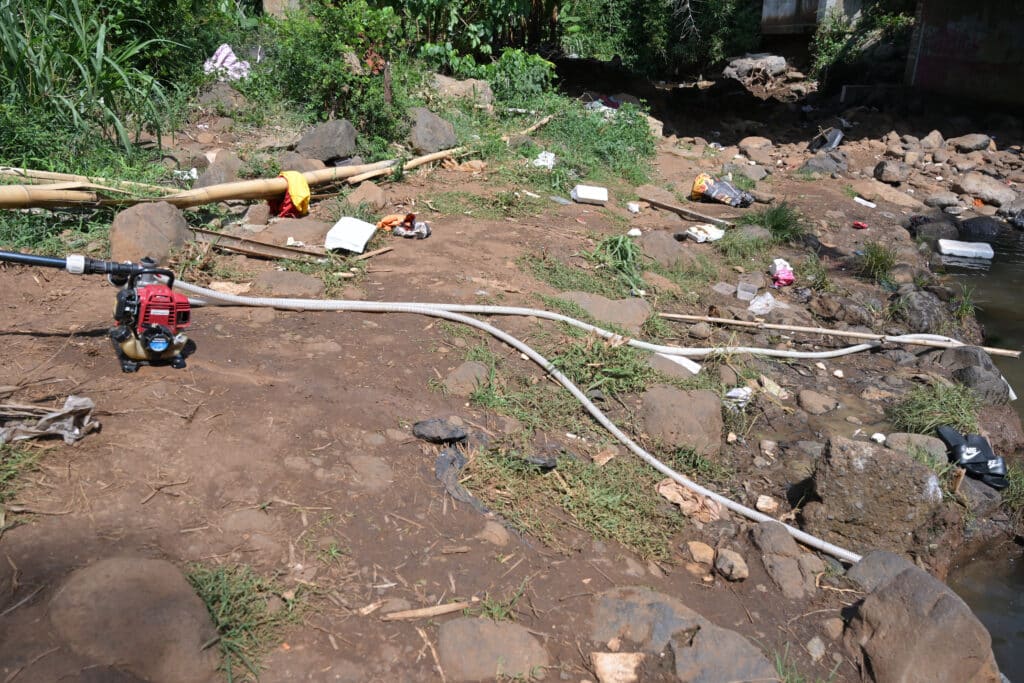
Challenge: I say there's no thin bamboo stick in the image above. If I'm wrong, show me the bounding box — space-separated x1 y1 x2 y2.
658 312 1021 358
0 166 175 195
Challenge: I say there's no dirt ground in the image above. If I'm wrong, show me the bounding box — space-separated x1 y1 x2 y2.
0 99 1015 682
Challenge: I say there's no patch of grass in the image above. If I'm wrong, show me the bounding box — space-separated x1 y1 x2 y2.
753 202 805 243
519 253 630 298
717 232 768 266
549 335 657 395
1002 464 1024 526
842 184 857 198
470 369 590 435
536 295 598 328
731 174 756 191
238 155 281 180
801 253 835 292
663 447 734 485
187 564 301 681
468 580 528 622
0 444 40 503
952 284 976 321
463 446 686 560
774 643 839 683
888 382 981 434
648 256 717 304
280 253 369 296
857 241 896 284
583 234 646 294
908 445 955 479
465 342 501 365
0 210 114 254
640 313 676 342
427 189 544 220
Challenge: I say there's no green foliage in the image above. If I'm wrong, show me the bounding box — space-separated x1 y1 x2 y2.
810 3 916 80
857 241 897 284
187 564 300 680
717 232 767 265
0 444 40 503
888 382 982 435
952 284 976 321
754 202 805 243
802 253 834 292
520 253 632 298
1002 464 1024 525
584 235 646 293
488 48 554 102
550 337 657 396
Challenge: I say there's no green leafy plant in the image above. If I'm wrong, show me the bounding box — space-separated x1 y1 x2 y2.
857 241 897 284
584 234 646 293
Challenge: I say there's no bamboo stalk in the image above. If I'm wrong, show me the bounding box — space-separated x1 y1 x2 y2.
348 147 466 184
658 312 1021 358
0 166 175 195
380 601 471 621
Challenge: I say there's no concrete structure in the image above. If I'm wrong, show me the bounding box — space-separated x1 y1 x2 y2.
905 0 1024 106
761 0 863 35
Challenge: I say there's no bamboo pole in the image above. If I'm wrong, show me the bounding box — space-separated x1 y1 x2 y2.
658 312 1021 358
0 166 175 195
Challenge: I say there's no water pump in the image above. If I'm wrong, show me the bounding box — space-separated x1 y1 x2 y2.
0 250 196 373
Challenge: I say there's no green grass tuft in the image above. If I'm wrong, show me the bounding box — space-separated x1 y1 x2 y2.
0 444 40 503
717 232 768 266
753 202 805 243
801 253 834 292
519 253 631 298
887 382 981 434
857 241 896 284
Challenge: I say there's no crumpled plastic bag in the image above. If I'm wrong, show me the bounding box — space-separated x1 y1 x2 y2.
689 173 754 208
656 479 721 524
0 396 98 445
203 44 250 81
748 291 777 315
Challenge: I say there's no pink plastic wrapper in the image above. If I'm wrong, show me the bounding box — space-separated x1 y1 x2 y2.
772 268 795 287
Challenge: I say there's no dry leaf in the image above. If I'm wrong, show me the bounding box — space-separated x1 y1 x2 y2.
208 281 252 295
656 479 721 523
592 447 617 467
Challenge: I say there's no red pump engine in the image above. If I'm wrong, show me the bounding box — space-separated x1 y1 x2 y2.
109 263 194 372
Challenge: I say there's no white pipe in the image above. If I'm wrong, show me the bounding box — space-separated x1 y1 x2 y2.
177 280 864 564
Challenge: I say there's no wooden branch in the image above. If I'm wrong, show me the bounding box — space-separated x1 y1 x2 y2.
380 601 471 621
637 193 734 227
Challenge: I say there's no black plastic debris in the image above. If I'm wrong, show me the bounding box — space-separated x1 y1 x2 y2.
413 418 468 444
808 127 844 153
936 425 1008 490
434 448 488 513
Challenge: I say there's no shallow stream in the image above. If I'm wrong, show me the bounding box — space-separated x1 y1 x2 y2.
945 228 1024 680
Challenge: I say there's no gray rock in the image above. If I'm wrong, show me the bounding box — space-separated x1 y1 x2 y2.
559 292 651 333
277 151 326 173
959 216 1004 240
953 172 1018 207
638 230 698 269
803 437 944 553
900 290 948 334
444 361 490 397
801 150 848 175
345 180 388 211
591 587 776 683
49 558 219 683
750 521 818 599
959 476 1003 518
847 550 915 591
844 564 1001 683
874 160 910 184
723 162 768 182
738 136 773 158
296 119 358 162
947 133 992 152
109 201 192 265
196 82 248 113
409 107 457 154
689 322 713 339
647 353 696 379
807 636 827 662
640 385 723 457
194 150 241 188
438 617 549 681
798 390 837 415
243 204 271 226
735 223 772 241
412 418 468 444
715 548 749 581
433 74 494 106
933 148 950 163
251 270 325 298
920 130 944 150
934 346 1010 405
924 191 960 208
885 433 947 463
913 219 961 246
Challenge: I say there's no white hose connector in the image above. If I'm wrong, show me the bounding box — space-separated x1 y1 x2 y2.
65 254 85 275
176 280 864 564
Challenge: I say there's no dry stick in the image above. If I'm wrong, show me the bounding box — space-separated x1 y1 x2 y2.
3 646 59 683
501 113 555 141
416 627 447 683
380 601 471 621
354 246 393 261
0 585 45 619
659 312 1021 358
636 193 735 227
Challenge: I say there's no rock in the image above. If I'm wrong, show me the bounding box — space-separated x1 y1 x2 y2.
109 201 192 265
932 346 1010 405
409 107 457 154
49 557 219 683
959 216 1004 240
798 390 837 415
913 218 961 245
849 178 925 209
639 385 723 457
735 223 772 241
803 437 944 553
920 130 944 150
687 541 715 565
847 550 916 591
243 204 271 226
723 53 788 80
885 433 947 462
807 636 826 663
738 136 773 158
933 148 950 163
874 160 910 184
824 618 845 640
904 150 922 166
295 119 358 163
750 521 818 599
947 133 992 152
591 587 776 683
900 290 947 334
559 292 651 333
194 150 242 188
251 270 325 298
443 361 489 397
688 322 713 339
755 495 780 514
345 180 387 211
715 548 748 581
591 652 644 683
277 151 326 173
844 564 1000 683
953 172 1018 207
476 520 510 546
438 617 548 681
254 217 333 247
638 230 698 269
412 418 468 444
802 150 848 175
723 162 768 182
959 477 1003 518
924 191 960 208
196 82 248 113
433 74 494 106
647 353 696 379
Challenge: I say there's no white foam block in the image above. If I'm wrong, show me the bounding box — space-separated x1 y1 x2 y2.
938 239 994 259
325 217 377 253
570 184 609 205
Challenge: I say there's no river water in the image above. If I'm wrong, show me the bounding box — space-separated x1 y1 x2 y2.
944 227 1024 680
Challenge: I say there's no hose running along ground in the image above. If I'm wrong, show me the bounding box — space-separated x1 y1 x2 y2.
178 280 897 565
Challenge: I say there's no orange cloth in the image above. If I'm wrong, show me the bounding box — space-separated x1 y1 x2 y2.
376 213 415 230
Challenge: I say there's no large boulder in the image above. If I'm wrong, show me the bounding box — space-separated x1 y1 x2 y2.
196 82 248 113
849 178 925 210
959 216 1004 240
899 290 948 334
109 201 191 265
409 107 457 154
277 151 326 173
433 74 494 106
750 521 823 600
802 437 944 553
932 346 1010 405
801 150 848 175
295 119 358 163
194 149 241 188
953 172 1017 207
874 160 910 184
639 385 722 457
345 180 388 211
558 292 651 333
924 191 960 209
438 617 549 681
49 557 219 683
947 133 992 152
253 217 333 247
844 557 1000 683
637 231 698 269
723 53 788 80
590 587 776 683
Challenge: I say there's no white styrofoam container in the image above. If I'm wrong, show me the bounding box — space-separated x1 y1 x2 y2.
938 239 994 260
325 216 377 253
570 184 609 205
